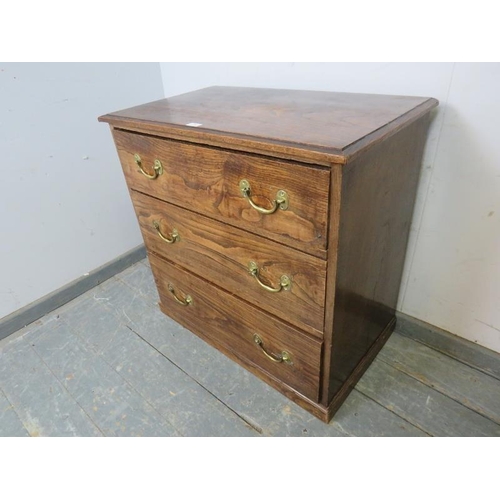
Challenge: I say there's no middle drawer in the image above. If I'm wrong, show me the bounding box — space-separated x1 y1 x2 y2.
131 190 326 337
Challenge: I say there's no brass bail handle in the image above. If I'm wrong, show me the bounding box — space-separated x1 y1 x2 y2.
153 220 179 244
167 284 192 306
248 262 291 293
239 179 289 214
253 334 292 364
134 154 163 179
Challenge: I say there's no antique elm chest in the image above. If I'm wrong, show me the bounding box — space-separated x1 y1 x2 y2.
99 86 437 422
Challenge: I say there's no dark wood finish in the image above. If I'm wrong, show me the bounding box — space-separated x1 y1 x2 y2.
343 105 438 162
99 86 437 166
324 116 433 403
320 163 342 403
326 318 396 421
113 129 330 258
100 86 438 423
149 254 322 401
131 191 326 337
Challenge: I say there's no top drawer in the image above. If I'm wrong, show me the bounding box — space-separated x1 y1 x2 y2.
112 129 330 258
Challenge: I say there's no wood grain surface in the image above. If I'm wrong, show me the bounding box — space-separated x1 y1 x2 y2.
100 86 438 165
325 115 433 403
131 191 326 336
320 164 342 403
113 129 330 258
149 254 322 401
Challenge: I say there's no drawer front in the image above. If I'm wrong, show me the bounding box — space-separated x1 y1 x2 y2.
113 129 330 258
149 254 322 401
132 191 326 337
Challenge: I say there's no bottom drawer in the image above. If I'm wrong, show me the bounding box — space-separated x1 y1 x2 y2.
149 254 322 402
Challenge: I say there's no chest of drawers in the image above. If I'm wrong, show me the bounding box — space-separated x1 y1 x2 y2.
99 86 437 422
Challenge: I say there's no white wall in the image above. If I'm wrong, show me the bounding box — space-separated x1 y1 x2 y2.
0 63 164 319
161 63 500 353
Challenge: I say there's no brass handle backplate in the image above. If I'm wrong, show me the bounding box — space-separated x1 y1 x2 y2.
167 283 192 306
253 334 292 364
239 179 289 214
248 262 291 293
153 220 179 244
134 154 163 179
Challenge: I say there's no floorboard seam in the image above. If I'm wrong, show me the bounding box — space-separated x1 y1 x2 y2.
0 385 32 437
62 321 186 437
377 357 500 428
396 331 500 382
27 342 106 437
352 388 433 436
328 421 353 437
114 277 160 311
124 325 263 435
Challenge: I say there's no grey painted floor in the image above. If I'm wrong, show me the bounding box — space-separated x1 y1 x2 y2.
1 258 500 437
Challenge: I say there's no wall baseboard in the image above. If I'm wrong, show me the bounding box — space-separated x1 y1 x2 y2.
0 244 146 342
395 311 500 381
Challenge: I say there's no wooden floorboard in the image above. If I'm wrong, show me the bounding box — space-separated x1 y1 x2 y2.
397 314 500 381
0 335 103 437
65 298 259 436
27 320 179 437
1 258 500 437
0 387 29 437
356 358 500 436
378 333 500 425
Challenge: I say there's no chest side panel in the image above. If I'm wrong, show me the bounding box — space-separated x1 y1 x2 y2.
326 114 433 403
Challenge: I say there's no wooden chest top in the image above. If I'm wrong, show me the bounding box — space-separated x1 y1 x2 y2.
99 86 438 165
